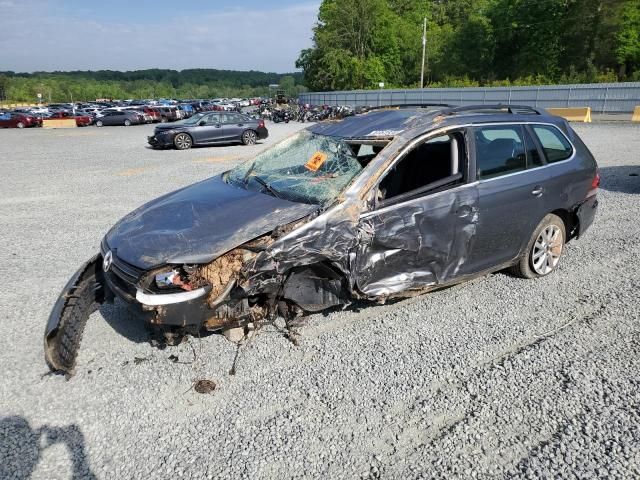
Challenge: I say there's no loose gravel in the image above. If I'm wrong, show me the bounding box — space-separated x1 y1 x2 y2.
0 121 639 479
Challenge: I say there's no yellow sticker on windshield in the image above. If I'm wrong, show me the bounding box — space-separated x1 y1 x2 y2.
305 151 327 172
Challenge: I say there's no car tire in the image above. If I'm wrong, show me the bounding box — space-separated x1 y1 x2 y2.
174 133 193 150
16 122 25 129
510 213 566 279
161 117 168 123
44 272 96 374
124 119 131 127
241 130 258 145
96 120 103 127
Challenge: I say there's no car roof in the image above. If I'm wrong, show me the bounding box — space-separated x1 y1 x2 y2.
308 105 565 140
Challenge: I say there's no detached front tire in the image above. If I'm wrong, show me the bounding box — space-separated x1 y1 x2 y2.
510 213 566 279
44 256 108 375
174 133 193 150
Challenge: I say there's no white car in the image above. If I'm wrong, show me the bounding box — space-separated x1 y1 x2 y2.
29 107 50 115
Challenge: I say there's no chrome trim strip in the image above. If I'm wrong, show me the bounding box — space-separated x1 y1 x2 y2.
135 287 208 306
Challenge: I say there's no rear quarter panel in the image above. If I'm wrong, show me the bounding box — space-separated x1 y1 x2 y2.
541 121 598 232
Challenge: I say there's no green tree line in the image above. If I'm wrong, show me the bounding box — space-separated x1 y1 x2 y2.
0 69 306 103
297 0 640 91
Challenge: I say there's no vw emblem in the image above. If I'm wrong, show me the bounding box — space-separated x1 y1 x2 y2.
103 250 113 272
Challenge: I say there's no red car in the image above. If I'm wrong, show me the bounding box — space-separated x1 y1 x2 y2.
47 111 92 127
0 112 42 128
133 106 162 123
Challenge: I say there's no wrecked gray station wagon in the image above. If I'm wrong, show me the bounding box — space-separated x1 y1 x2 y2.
45 105 599 374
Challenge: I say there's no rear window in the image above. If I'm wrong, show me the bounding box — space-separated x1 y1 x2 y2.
532 125 573 163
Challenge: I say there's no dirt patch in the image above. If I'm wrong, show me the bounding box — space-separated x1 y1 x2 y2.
194 379 216 394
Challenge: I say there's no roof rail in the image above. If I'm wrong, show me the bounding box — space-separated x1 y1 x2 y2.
358 103 453 112
441 104 543 116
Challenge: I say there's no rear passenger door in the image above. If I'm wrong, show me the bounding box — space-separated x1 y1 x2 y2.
462 124 549 274
220 113 246 142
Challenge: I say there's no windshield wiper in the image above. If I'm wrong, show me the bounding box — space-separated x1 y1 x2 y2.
242 161 256 184
250 175 282 199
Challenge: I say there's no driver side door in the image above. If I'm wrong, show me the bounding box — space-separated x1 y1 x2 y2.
354 129 479 296
192 113 223 144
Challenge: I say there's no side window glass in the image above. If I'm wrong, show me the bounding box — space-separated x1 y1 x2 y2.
532 125 573 163
378 132 465 202
475 126 526 180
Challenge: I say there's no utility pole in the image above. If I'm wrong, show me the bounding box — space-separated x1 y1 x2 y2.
420 17 427 89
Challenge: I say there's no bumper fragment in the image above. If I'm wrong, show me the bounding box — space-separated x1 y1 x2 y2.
135 286 210 306
147 134 173 148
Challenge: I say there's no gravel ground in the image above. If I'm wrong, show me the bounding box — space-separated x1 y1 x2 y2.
0 121 639 479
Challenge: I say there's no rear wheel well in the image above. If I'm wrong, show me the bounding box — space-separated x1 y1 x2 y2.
551 208 578 241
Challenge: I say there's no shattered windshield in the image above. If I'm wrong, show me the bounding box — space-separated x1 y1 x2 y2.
226 130 364 205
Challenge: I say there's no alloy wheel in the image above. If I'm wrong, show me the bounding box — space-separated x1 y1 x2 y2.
531 225 563 275
243 130 257 145
174 133 192 150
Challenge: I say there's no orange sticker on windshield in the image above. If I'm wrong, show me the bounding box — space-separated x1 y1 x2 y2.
305 151 327 171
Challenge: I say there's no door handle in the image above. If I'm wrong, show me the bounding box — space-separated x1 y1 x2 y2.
531 186 544 196
237 124 244 126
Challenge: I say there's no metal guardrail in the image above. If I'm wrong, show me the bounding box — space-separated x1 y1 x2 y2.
299 82 640 113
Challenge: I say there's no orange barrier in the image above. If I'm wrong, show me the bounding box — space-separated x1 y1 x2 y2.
546 107 592 123
42 119 77 129
632 106 640 123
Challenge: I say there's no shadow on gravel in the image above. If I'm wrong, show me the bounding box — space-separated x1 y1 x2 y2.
0 416 96 479
599 166 640 194
99 301 150 344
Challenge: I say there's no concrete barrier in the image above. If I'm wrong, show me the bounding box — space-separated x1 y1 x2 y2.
546 107 592 123
632 106 640 122
0 103 39 108
42 119 77 129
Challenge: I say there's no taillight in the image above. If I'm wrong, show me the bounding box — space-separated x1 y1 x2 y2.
258 119 265 128
588 169 600 197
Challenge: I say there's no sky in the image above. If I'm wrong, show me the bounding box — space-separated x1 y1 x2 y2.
0 0 320 73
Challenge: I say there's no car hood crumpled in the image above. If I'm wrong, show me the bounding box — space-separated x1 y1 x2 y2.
104 175 318 270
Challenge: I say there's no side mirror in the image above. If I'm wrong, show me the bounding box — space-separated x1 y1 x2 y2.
198 120 206 126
